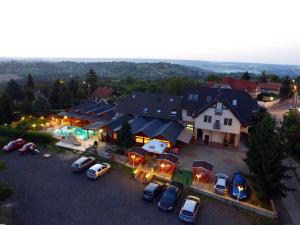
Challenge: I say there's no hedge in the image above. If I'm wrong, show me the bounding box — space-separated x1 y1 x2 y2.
0 127 55 144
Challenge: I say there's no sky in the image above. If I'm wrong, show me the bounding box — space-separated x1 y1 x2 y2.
1 0 300 65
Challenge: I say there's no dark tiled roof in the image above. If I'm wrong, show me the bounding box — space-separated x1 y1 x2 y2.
92 87 114 99
104 114 133 131
158 153 179 164
192 160 214 171
128 147 147 156
182 87 259 126
115 91 182 121
129 116 184 144
58 111 108 123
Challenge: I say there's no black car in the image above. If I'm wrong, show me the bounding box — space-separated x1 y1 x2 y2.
71 157 96 172
142 181 165 202
158 182 183 211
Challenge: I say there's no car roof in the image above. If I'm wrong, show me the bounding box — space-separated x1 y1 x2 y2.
182 198 198 212
74 157 88 164
89 164 104 171
216 177 226 186
233 173 246 184
145 182 159 191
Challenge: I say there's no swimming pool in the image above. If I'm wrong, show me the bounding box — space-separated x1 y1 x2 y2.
54 126 94 140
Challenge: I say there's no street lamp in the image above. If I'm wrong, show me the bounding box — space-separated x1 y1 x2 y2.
196 173 202 184
237 186 244 203
131 154 136 168
32 124 36 131
270 96 274 101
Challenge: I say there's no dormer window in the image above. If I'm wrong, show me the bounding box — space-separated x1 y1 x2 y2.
188 93 198 101
206 95 211 102
157 109 162 113
132 94 136 99
193 94 198 101
143 107 148 113
170 98 174 102
188 94 193 101
232 99 237 106
170 110 177 116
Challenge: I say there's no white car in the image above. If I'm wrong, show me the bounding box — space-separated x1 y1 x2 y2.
86 163 111 179
214 173 229 195
179 195 201 223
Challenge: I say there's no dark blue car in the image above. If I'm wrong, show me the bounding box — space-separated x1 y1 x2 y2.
231 172 248 200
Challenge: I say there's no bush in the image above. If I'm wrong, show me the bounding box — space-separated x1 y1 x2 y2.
0 184 13 201
0 127 55 144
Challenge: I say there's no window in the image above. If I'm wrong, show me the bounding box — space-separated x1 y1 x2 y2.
232 99 237 106
170 110 177 116
224 118 233 126
169 98 174 102
204 115 212 123
224 118 228 125
206 95 211 102
157 109 162 113
186 124 194 131
188 94 193 101
187 110 193 116
143 107 148 113
193 94 198 101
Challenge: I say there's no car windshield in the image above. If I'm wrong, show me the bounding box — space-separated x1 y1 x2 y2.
72 163 79 168
181 209 193 217
216 185 225 189
88 169 95 174
163 190 175 200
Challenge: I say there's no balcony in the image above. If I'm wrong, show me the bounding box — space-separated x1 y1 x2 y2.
215 108 223 115
213 121 221 130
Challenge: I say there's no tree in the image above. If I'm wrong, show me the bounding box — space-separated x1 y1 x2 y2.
0 94 15 124
241 71 250 80
32 92 52 115
244 112 293 202
85 69 98 93
164 76 196 95
49 80 71 109
280 111 300 159
25 73 35 89
5 79 24 101
116 121 134 149
280 75 292 97
68 79 79 98
259 71 268 83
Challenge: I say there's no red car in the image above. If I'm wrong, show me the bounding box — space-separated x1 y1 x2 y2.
2 139 26 152
19 142 38 154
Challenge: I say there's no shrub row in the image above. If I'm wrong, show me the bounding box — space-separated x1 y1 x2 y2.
0 127 55 144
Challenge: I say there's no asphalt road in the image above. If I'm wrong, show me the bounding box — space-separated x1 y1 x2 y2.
0 151 254 225
268 98 292 124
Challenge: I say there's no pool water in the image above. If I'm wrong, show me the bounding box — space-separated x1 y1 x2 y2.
54 126 94 140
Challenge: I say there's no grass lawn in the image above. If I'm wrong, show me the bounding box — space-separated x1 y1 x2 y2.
172 170 192 186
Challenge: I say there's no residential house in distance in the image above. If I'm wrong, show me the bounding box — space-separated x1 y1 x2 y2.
208 77 260 98
91 87 114 103
259 82 282 95
181 87 259 149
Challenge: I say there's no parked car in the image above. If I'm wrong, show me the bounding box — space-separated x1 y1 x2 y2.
179 195 201 223
3 139 26 152
86 163 111 179
71 157 96 172
231 172 249 200
214 173 229 195
19 142 38 154
142 181 165 202
158 182 183 211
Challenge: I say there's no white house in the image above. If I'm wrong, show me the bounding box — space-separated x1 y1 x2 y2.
181 87 259 149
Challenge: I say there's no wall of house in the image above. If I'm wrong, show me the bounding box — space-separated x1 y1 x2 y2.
182 109 195 122
194 107 241 134
260 89 280 95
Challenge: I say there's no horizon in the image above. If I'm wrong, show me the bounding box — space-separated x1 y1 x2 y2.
1 0 300 65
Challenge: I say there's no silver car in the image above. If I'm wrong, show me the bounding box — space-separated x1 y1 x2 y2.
179 195 201 223
214 173 229 195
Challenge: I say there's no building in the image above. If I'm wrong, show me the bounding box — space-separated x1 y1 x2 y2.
259 82 282 95
115 92 192 148
209 77 260 98
91 87 114 102
181 87 259 149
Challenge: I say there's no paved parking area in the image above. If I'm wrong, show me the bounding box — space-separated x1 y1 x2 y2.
179 144 248 176
0 151 255 225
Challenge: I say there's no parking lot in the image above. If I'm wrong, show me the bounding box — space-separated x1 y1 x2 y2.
0 150 257 225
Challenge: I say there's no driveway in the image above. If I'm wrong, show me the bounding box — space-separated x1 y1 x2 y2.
268 98 292 124
0 150 255 225
178 144 248 176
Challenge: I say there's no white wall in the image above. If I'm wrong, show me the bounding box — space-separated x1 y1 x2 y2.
194 107 241 134
182 109 195 122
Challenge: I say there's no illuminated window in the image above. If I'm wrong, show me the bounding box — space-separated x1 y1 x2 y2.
135 136 144 144
144 137 150 144
186 124 194 131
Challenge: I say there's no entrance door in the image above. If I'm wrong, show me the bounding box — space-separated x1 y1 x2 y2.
204 135 209 145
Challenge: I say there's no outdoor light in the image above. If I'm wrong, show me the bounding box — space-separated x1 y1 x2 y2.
237 185 244 203
131 155 136 167
21 117 25 120
40 116 44 120
32 124 36 131
145 173 150 179
270 97 274 101
298 107 300 112
99 129 103 133
133 168 138 174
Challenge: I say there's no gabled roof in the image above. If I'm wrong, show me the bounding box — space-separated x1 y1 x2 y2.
104 114 133 131
157 153 179 164
192 160 214 171
182 87 259 126
209 77 259 93
115 91 182 121
259 82 282 91
92 87 114 99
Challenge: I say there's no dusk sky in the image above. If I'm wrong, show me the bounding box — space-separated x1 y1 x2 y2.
1 0 300 65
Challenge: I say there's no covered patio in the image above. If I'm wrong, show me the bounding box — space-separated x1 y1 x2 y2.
127 147 147 168
156 153 179 179
192 160 214 185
